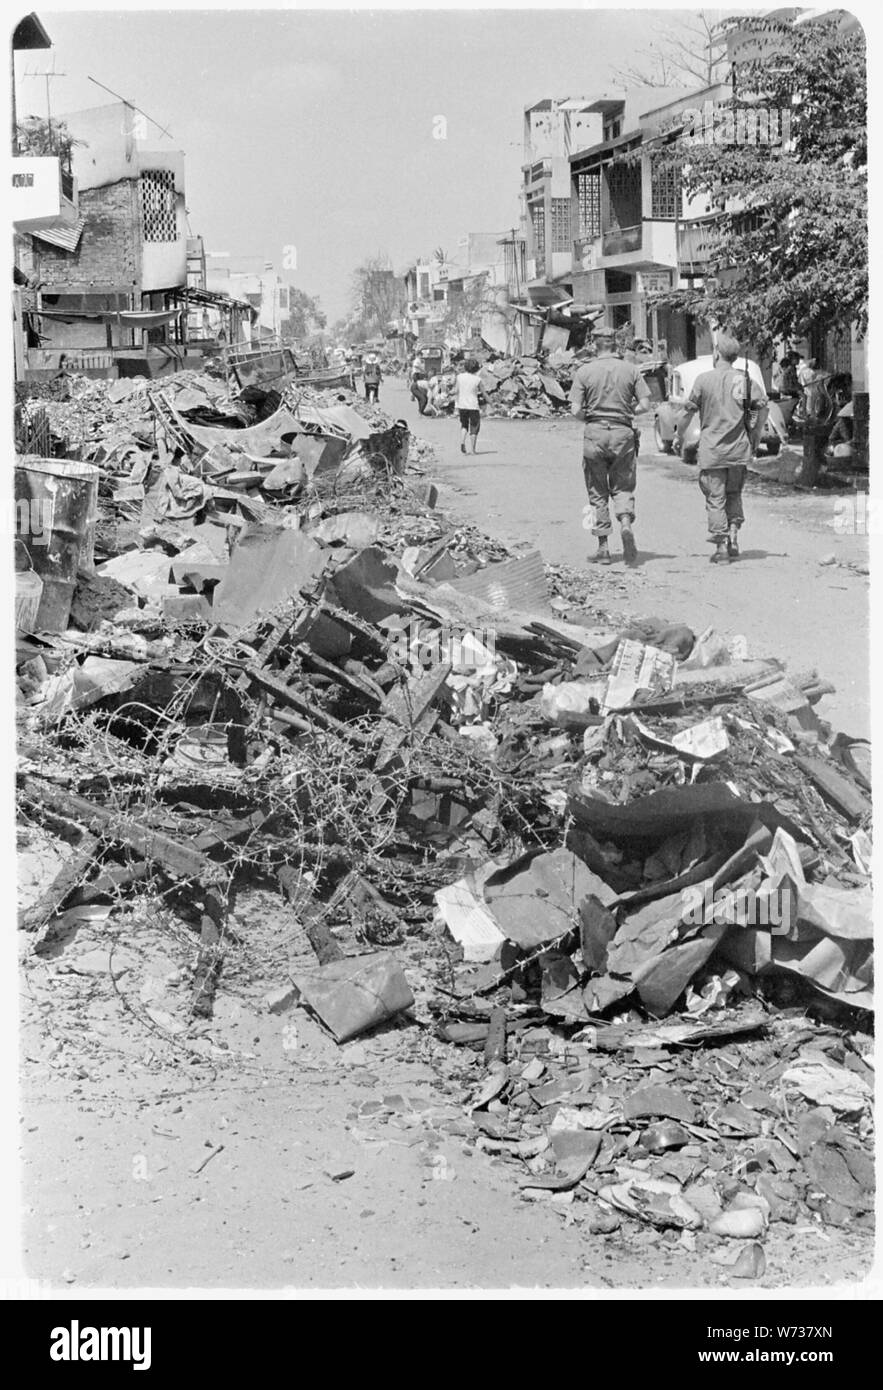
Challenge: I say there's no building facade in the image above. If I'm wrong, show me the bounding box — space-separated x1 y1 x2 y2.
21 101 188 371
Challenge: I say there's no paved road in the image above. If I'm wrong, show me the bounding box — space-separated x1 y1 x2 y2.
383 377 870 738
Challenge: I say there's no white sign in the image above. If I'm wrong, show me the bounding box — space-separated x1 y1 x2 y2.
639 271 672 296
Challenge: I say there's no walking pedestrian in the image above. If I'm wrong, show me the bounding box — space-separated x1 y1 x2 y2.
455 357 484 453
678 332 767 563
410 353 429 414
363 352 382 404
569 323 652 565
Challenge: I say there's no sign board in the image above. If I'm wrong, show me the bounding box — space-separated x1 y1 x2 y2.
638 271 673 296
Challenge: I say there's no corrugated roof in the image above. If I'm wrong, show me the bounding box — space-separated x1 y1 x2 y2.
31 216 86 253
447 548 550 613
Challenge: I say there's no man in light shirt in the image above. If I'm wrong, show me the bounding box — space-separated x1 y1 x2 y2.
455 357 484 454
678 332 767 562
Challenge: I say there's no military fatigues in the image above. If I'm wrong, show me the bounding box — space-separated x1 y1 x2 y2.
569 353 650 536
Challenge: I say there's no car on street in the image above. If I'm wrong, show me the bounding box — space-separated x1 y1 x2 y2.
653 355 782 463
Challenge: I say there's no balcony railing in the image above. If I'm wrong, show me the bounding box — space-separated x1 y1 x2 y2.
602 224 642 256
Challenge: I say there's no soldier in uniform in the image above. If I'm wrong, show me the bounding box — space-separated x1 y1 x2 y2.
569 324 652 565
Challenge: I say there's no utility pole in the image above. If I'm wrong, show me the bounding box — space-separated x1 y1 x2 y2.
508 227 521 301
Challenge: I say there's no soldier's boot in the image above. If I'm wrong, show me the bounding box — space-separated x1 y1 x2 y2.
620 521 638 565
710 539 729 564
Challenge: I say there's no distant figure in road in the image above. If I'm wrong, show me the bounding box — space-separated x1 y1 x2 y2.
678 332 767 564
569 324 651 565
455 357 484 454
410 353 429 414
363 352 382 404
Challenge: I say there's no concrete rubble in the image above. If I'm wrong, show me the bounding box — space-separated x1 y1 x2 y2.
15 368 873 1257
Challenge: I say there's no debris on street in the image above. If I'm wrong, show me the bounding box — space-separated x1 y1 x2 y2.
16 367 873 1263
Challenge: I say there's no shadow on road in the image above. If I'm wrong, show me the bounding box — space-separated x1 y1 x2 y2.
604 551 678 567
730 549 787 561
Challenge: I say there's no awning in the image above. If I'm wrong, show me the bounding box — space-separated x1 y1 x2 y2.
31 217 86 253
38 307 182 328
171 286 255 313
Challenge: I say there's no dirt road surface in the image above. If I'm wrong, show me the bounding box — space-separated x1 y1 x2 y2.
386 378 870 740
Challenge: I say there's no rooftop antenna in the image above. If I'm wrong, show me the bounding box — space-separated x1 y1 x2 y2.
23 65 67 144
86 74 173 140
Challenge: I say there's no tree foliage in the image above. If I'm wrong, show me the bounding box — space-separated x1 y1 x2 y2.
653 15 867 350
285 286 326 340
16 115 83 172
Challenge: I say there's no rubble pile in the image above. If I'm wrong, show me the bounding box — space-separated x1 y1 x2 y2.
423 356 574 420
15 369 873 1258
479 356 572 419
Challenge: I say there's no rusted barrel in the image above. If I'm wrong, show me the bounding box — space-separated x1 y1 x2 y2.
14 457 99 632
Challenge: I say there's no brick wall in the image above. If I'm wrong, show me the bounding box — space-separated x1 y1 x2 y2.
35 180 141 292
33 180 141 351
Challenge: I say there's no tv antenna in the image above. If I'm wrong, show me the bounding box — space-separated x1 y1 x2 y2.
23 66 67 143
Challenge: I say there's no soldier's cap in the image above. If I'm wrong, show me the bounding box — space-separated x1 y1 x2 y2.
592 324 616 341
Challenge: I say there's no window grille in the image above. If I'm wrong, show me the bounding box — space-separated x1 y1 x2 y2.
140 169 177 243
651 159 680 220
577 171 602 239
550 198 572 252
530 202 545 255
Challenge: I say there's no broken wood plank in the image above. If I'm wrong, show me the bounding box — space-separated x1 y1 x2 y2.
245 666 371 747
294 645 384 705
67 809 273 907
484 1006 508 1066
381 661 451 731
278 865 343 964
411 530 454 579
19 833 100 933
191 885 226 1019
794 754 871 823
21 778 220 883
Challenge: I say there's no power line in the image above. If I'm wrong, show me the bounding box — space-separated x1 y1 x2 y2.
86 75 173 140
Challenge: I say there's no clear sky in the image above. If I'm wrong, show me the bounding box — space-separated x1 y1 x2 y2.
16 5 734 320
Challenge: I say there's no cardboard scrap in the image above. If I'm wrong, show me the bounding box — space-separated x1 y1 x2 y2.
603 639 677 713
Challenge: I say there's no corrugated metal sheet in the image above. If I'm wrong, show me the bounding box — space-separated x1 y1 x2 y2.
32 216 86 253
213 525 327 631
446 548 550 613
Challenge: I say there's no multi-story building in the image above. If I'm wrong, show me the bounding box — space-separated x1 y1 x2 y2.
205 260 291 343
522 98 599 285
520 90 714 358
20 100 188 374
568 86 724 359
12 13 81 377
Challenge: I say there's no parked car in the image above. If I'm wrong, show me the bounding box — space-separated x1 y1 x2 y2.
653 355 782 464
